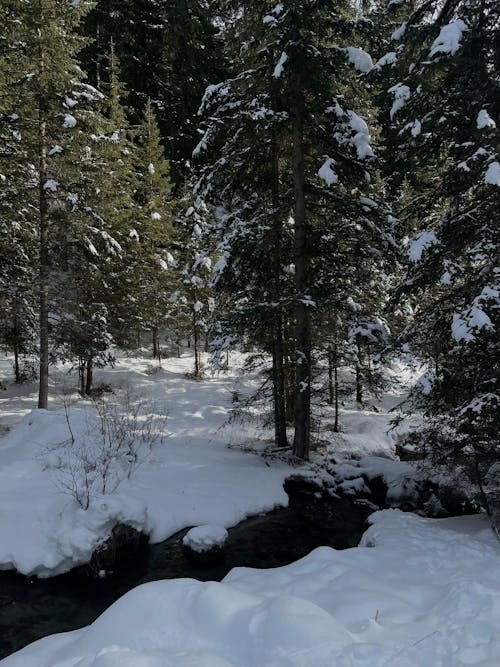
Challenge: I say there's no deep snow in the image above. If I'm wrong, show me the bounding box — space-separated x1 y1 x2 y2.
2 350 498 666
2 510 499 667
0 352 291 576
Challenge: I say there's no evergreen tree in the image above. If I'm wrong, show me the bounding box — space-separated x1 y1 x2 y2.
134 98 176 360
0 0 119 407
196 0 392 457
387 0 500 510
81 0 226 181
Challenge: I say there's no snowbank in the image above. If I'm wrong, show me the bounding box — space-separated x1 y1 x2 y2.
3 510 500 666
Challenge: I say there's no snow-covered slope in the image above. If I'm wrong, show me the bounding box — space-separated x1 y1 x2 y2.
2 510 499 667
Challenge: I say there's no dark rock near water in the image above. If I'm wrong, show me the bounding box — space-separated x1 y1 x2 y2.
89 524 148 576
183 544 226 566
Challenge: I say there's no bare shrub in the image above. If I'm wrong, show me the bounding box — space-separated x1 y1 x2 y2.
43 391 167 509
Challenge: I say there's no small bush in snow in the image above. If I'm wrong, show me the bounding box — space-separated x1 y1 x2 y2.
44 392 167 510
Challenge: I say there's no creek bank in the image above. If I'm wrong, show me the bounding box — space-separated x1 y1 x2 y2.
0 481 373 660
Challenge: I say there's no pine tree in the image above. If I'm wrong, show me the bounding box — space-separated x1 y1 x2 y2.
196 0 392 458
386 0 500 510
134 98 176 361
81 0 226 180
0 0 119 407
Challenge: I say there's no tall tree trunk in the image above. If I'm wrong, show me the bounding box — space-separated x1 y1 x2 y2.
291 92 311 460
355 335 364 405
193 311 201 377
270 130 287 447
13 313 21 384
85 357 93 395
38 97 49 409
334 338 339 433
79 359 85 395
328 343 334 406
152 326 159 358
13 342 20 384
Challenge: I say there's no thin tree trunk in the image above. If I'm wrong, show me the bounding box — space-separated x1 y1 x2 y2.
270 129 287 447
334 338 339 433
356 336 363 405
13 313 21 384
328 343 334 406
38 92 49 409
79 359 85 395
193 312 201 377
13 342 20 384
291 92 311 460
85 357 93 395
152 326 159 358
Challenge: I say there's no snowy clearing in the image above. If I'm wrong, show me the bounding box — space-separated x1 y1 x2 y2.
0 352 291 577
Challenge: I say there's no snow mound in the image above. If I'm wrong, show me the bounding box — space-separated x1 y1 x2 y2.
4 511 500 666
183 525 228 552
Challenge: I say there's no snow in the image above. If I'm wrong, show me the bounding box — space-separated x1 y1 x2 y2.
410 119 421 137
318 157 338 186
408 230 438 262
346 46 373 73
48 145 63 156
476 109 496 129
391 22 406 40
484 161 500 186
0 353 291 577
43 179 58 191
388 83 410 119
272 51 288 78
430 20 467 58
347 110 374 159
62 113 77 128
372 51 397 70
183 524 228 552
4 510 500 667
451 287 497 342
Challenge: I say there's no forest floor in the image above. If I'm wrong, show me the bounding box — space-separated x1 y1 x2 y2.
1 349 499 666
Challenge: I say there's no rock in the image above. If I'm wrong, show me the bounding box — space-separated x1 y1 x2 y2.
90 523 148 575
182 525 228 565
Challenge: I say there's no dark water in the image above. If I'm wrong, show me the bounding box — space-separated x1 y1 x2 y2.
0 488 373 660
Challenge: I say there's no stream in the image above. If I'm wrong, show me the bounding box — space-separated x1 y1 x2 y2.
0 484 374 660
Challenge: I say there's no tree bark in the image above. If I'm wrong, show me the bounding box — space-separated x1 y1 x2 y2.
355 335 364 405
152 326 159 358
85 357 93 395
193 311 201 377
291 91 311 460
37 93 49 409
270 130 287 447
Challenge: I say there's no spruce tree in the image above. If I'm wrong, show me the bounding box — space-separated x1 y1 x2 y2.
196 0 392 457
134 98 176 360
386 0 500 510
0 0 117 407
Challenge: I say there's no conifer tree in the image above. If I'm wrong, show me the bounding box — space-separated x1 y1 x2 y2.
0 0 119 407
134 98 176 360
386 0 500 509
196 0 391 457
81 0 226 180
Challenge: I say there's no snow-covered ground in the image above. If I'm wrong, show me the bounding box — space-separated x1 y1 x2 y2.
2 350 499 666
2 510 499 667
0 351 292 577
